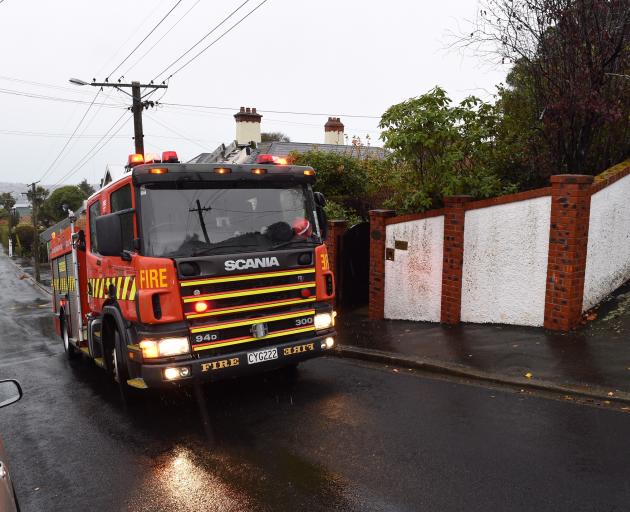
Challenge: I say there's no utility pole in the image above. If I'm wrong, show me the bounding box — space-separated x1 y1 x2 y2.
26 182 41 282
131 82 145 156
69 78 168 157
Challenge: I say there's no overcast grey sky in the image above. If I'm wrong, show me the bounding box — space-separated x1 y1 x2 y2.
0 0 507 187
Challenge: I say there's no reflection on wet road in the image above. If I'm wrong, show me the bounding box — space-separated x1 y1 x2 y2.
1 254 630 511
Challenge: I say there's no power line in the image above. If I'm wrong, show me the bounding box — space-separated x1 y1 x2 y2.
93 0 172 78
38 90 102 183
0 128 217 144
123 0 202 77
145 113 209 150
108 0 184 80
0 75 97 96
0 87 125 108
50 112 130 187
161 0 270 80
152 0 253 82
160 102 381 119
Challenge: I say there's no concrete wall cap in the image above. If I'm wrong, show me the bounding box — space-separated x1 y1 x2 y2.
369 209 396 217
550 174 594 185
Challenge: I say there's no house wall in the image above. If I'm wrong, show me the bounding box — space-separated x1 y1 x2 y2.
460 196 551 326
384 215 444 321
583 173 630 311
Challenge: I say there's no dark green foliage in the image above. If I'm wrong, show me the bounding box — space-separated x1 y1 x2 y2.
42 186 84 224
261 132 291 142
78 179 96 198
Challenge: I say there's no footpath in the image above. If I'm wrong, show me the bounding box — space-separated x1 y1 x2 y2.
335 284 630 405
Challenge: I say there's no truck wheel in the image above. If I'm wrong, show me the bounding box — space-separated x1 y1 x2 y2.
111 329 130 386
61 319 79 360
109 329 139 403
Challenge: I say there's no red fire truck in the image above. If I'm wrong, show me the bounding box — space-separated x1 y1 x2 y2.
47 151 336 392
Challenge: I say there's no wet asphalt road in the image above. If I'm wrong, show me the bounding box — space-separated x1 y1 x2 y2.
1 254 630 512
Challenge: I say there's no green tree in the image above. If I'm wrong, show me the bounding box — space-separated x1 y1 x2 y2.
261 132 291 142
289 150 387 219
78 179 95 198
464 0 630 177
378 86 512 213
0 192 16 211
42 186 84 225
14 224 35 256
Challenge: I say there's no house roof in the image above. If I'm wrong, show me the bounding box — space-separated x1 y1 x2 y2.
189 140 387 165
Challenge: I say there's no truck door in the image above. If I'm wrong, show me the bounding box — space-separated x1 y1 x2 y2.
105 182 137 319
86 199 103 310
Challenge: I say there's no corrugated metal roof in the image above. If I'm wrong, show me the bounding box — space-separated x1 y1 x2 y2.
189 140 387 165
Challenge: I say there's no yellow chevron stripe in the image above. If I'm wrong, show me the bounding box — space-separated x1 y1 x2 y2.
181 268 316 287
192 326 316 351
186 297 317 319
116 277 123 299
128 279 137 301
122 276 130 300
190 309 315 334
183 282 316 303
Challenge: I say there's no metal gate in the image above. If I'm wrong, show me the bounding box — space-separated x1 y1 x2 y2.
339 222 370 310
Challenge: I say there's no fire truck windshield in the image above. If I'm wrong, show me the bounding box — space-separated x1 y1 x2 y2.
139 183 319 258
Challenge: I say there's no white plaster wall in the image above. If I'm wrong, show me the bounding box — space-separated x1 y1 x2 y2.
324 130 344 145
583 174 630 311
235 121 261 145
461 196 551 326
384 216 444 322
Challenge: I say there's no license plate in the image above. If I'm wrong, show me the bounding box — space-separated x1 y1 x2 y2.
247 347 278 365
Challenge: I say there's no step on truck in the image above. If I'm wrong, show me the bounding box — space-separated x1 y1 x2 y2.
47 151 336 391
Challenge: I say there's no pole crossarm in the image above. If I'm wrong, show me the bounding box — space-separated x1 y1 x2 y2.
69 78 168 156
89 82 168 88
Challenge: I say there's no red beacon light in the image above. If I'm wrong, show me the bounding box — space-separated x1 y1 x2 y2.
162 151 179 163
255 154 288 165
128 153 144 167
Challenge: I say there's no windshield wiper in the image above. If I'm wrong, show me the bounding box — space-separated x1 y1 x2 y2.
272 238 321 250
191 243 264 257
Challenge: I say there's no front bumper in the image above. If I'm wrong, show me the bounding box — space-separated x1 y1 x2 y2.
139 332 334 388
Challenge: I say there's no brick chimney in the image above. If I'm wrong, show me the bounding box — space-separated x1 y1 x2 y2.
324 117 344 145
234 107 262 146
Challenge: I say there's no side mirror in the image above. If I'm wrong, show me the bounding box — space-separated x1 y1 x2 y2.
95 214 123 257
0 379 22 409
314 191 327 207
317 206 328 241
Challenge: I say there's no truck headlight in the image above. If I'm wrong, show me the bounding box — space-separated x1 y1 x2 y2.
139 337 190 358
314 312 333 330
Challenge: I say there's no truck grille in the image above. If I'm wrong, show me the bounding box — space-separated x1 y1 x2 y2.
180 267 317 355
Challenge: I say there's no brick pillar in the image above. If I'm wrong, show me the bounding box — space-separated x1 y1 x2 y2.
325 220 348 308
440 196 472 324
544 174 594 331
368 209 395 320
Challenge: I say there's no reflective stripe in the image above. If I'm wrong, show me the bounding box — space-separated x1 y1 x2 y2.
183 282 316 303
122 276 130 300
181 268 316 287
186 297 316 319
190 309 315 334
192 326 317 351
128 279 137 301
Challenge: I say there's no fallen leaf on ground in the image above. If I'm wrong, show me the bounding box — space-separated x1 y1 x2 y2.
524 372 533 379
586 312 598 321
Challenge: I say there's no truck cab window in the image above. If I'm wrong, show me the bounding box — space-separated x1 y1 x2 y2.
88 201 101 253
110 185 134 252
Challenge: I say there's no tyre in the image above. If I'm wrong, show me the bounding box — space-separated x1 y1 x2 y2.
109 328 137 402
61 318 79 360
